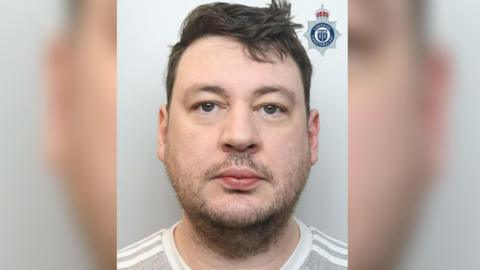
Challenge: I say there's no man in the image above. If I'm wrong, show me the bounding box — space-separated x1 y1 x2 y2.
349 0 449 269
46 0 116 269
117 1 347 269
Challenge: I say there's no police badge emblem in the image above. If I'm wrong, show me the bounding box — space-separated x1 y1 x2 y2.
304 5 341 56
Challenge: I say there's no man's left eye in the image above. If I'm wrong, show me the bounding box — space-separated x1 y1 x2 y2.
262 104 282 115
199 102 217 113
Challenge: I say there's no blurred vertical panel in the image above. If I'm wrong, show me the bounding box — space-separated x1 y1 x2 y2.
0 0 94 269
398 0 480 269
0 0 116 269
349 0 480 269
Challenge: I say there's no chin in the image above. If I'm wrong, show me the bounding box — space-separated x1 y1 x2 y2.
204 198 272 227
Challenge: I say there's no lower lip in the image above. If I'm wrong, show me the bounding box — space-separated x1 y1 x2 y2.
217 177 261 191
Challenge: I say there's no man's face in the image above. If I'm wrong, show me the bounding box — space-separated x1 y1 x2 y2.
349 0 446 269
158 36 319 228
47 0 116 268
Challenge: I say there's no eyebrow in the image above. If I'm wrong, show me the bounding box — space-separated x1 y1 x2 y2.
184 84 296 103
185 84 229 99
253 86 296 104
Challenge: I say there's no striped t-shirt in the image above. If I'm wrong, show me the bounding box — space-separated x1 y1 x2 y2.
118 218 348 270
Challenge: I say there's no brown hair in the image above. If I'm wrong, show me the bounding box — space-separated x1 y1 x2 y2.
166 0 312 114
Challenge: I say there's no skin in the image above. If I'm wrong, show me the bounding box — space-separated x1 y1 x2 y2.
349 0 449 269
157 36 320 269
46 0 116 269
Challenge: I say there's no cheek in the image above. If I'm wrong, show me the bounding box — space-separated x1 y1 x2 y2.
351 36 424 197
167 117 220 169
67 40 116 177
349 49 419 180
261 125 309 175
349 67 426 243
350 87 417 188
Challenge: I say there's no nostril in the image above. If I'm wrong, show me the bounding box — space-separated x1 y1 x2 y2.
223 144 236 152
222 143 257 153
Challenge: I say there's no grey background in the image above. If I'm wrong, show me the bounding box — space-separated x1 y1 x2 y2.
118 0 348 248
0 0 94 269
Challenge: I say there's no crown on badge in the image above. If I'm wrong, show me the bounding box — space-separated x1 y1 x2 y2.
315 5 330 19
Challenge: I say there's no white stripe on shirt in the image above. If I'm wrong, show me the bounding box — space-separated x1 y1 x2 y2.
311 244 348 267
312 234 348 255
310 226 347 247
117 245 164 269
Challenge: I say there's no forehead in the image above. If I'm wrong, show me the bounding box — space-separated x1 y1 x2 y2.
349 0 411 33
82 0 116 17
76 0 116 34
173 36 303 98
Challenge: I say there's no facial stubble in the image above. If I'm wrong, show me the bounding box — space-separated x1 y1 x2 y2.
164 142 311 259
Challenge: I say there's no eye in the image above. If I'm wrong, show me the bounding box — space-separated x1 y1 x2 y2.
261 104 284 115
199 102 216 112
193 101 222 114
349 30 378 57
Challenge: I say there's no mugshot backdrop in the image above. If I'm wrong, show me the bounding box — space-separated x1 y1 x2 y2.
118 0 348 248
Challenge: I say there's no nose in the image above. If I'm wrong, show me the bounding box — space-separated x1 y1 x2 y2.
219 106 261 154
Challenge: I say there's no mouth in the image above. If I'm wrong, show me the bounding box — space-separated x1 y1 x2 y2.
213 168 265 191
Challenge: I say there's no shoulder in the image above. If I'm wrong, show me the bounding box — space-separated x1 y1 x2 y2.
117 229 172 270
302 225 348 269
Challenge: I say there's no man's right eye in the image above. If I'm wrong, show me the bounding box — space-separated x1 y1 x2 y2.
196 102 218 113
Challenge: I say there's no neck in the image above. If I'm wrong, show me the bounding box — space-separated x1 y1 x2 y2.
174 215 300 270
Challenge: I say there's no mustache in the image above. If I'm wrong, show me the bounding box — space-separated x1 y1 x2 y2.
204 153 273 182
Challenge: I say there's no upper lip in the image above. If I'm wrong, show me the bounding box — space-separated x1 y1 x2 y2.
214 168 264 180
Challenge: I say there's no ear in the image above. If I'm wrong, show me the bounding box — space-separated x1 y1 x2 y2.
307 109 320 165
157 105 169 162
423 46 451 176
44 36 72 170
